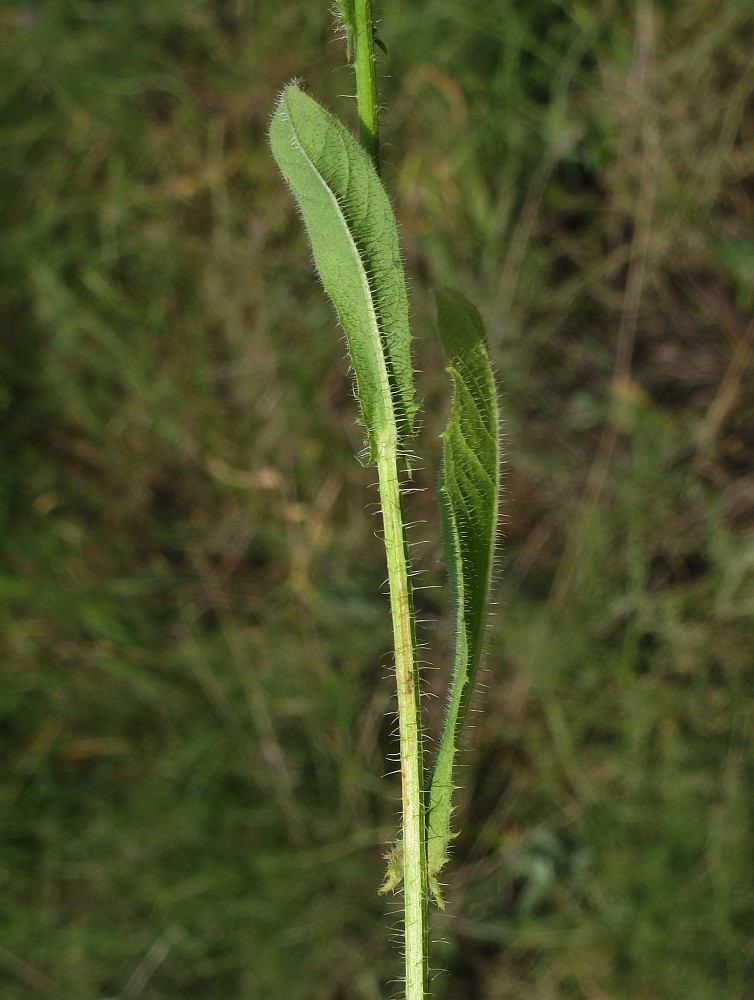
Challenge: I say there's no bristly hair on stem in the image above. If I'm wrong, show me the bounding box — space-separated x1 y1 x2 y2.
332 0 356 60
334 0 380 172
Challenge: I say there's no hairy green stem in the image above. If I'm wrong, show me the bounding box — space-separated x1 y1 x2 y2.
376 442 428 1000
353 0 380 172
351 1 426 991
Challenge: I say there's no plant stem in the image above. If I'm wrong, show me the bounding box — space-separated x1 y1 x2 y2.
350 1 426 993
376 441 428 1000
353 0 380 173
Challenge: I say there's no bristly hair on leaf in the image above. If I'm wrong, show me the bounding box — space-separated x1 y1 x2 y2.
426 288 501 909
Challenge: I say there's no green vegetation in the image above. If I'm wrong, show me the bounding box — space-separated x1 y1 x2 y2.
2 1 754 998
269 42 501 989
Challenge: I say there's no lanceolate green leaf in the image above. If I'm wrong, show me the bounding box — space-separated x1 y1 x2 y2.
427 288 501 908
269 84 416 463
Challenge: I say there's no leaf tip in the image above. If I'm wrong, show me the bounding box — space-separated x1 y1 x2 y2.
433 287 487 361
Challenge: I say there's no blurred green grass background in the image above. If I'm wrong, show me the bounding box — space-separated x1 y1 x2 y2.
2 0 754 997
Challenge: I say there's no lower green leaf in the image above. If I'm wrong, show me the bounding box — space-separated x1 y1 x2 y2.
427 288 501 908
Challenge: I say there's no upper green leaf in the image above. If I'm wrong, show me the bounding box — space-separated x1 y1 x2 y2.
427 288 501 908
269 83 416 463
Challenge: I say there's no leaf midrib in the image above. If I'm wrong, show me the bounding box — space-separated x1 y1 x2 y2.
286 100 398 450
